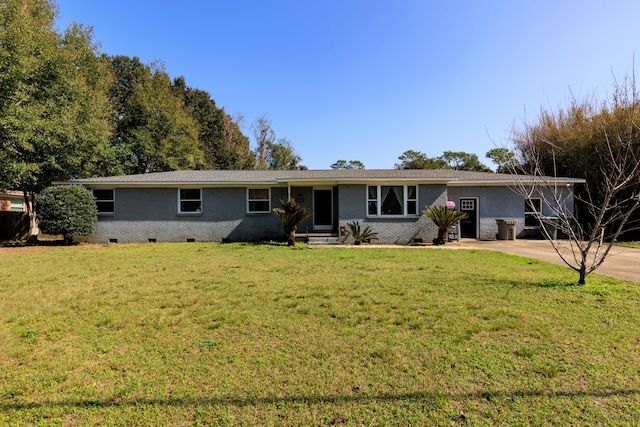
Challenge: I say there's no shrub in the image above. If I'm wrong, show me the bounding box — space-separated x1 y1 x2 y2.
35 185 97 244
424 205 468 245
272 199 311 247
345 220 378 245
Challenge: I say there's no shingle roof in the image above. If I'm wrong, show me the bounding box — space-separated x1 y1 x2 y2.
61 169 584 186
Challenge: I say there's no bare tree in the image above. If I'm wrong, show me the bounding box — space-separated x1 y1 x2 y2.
508 75 640 284
251 114 275 170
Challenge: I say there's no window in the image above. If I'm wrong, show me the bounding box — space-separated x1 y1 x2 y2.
407 185 417 215
367 185 419 216
460 199 475 211
10 198 23 212
93 189 114 214
525 198 542 227
368 186 378 215
179 188 201 213
247 188 270 213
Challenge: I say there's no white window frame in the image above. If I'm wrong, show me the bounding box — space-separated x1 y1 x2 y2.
525 197 542 228
93 189 115 215
10 198 24 212
367 185 419 217
178 188 202 214
406 185 418 215
460 199 475 211
247 188 271 213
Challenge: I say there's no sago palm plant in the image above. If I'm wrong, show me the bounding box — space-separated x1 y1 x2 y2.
345 220 378 245
273 199 312 247
424 205 468 245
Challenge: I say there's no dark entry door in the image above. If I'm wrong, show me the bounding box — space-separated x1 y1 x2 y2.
459 198 478 238
313 189 333 231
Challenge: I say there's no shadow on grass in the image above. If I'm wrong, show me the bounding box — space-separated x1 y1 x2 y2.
0 239 71 248
2 388 638 411
530 280 583 288
225 240 308 248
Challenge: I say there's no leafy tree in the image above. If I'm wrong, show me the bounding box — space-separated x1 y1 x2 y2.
250 115 303 170
330 160 365 169
486 148 517 173
510 75 640 284
0 0 114 236
272 199 311 247
35 185 97 244
268 138 302 170
221 112 255 169
439 151 491 172
172 77 254 170
424 205 468 245
395 150 447 170
108 56 202 174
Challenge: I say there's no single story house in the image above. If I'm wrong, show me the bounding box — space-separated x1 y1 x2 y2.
61 169 583 244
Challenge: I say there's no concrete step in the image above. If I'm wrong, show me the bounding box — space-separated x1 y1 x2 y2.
306 236 341 245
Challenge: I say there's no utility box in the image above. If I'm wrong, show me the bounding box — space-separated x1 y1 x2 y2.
496 219 518 240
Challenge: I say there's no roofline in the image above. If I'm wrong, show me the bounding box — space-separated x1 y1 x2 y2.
54 173 586 187
277 177 456 185
54 180 281 187
447 178 585 186
55 177 459 187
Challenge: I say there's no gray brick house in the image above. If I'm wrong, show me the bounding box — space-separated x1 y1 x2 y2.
62 169 583 244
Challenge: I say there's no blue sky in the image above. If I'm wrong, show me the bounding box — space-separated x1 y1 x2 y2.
55 1 640 170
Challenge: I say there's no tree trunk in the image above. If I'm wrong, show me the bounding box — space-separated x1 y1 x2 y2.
24 191 39 241
286 225 297 247
578 266 587 285
436 228 449 245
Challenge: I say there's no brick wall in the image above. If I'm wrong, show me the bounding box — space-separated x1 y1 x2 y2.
446 185 574 240
337 184 446 244
89 187 287 243
447 186 522 239
86 183 575 244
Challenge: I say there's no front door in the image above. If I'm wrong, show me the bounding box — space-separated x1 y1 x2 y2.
313 189 333 231
459 198 478 238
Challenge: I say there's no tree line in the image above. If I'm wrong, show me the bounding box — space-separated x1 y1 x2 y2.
0 0 303 203
0 0 513 201
331 149 511 172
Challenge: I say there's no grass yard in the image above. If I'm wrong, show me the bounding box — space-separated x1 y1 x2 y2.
618 241 640 249
1 242 639 425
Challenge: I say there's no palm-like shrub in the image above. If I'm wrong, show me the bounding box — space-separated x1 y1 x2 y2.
273 199 311 247
424 205 468 245
345 220 378 245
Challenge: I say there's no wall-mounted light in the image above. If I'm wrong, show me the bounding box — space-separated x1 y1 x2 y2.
295 194 305 203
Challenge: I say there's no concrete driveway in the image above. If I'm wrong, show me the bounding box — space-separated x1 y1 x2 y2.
450 239 640 283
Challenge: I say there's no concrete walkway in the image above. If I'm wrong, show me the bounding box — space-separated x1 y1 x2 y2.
449 239 640 283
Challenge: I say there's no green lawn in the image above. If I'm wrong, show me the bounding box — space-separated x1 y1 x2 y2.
618 241 640 249
1 242 639 425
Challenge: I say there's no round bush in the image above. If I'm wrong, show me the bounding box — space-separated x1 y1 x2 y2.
35 185 97 244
